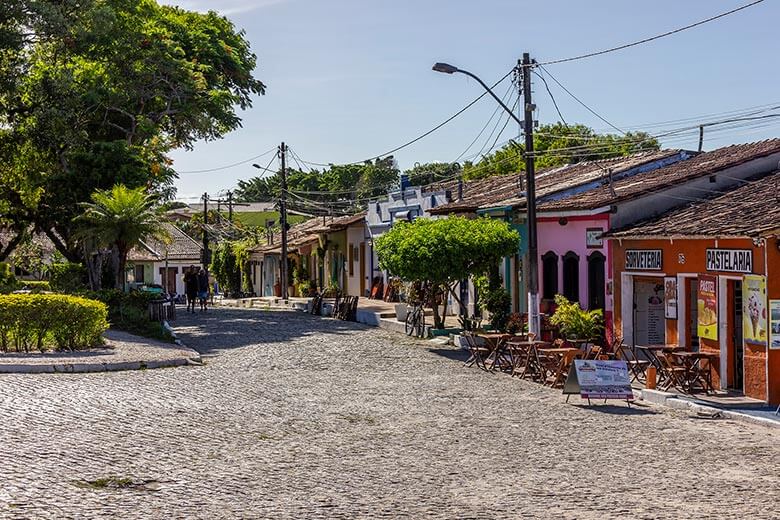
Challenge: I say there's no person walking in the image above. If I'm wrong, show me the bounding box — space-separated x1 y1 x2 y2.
184 265 199 313
197 268 209 312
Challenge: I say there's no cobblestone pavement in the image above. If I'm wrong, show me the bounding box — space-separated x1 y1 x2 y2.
0 307 777 519
0 330 199 373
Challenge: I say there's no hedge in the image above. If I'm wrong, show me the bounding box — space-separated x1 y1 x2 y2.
16 280 51 292
0 294 109 352
49 263 88 293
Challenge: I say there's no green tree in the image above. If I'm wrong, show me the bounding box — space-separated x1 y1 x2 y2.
404 162 462 187
1 0 265 260
375 216 519 328
462 123 659 180
76 184 169 290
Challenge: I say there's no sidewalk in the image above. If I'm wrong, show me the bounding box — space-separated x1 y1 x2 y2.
0 329 201 373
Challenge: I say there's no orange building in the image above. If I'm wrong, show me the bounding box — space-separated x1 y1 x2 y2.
608 172 780 404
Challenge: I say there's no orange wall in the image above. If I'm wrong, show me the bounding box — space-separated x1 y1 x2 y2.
612 237 775 403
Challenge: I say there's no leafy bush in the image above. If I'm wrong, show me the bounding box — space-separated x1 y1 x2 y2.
0 294 108 352
549 295 604 341
482 287 512 332
83 289 172 341
16 280 51 292
0 263 15 286
49 263 88 293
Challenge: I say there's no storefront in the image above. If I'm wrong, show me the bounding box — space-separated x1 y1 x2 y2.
611 236 779 404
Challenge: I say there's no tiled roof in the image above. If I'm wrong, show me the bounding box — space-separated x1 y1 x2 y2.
539 139 780 212
428 149 684 214
252 213 366 254
607 170 780 239
128 223 201 261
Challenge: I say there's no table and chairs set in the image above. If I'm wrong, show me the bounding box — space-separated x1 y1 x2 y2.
463 331 719 395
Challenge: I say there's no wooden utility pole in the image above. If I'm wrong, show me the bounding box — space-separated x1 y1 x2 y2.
279 142 289 300
227 191 234 222
521 53 540 336
202 192 210 267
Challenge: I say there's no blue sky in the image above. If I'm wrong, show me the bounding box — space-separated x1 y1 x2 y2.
165 0 779 201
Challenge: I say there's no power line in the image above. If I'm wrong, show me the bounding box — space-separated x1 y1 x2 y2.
534 69 567 126
177 147 277 175
294 68 516 167
538 0 765 66
454 81 515 162
537 64 624 134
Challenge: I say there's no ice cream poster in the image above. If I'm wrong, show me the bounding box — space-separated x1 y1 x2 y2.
697 275 718 341
743 275 767 346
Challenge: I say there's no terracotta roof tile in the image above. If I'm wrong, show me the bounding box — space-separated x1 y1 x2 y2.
128 223 201 261
539 139 780 212
607 170 780 238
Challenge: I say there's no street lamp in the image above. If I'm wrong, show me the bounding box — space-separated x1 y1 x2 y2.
433 59 540 335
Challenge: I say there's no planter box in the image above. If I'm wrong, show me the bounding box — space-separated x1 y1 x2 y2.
431 327 460 337
452 334 485 349
394 303 409 322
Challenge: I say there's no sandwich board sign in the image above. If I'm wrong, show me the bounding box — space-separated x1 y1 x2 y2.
563 360 634 405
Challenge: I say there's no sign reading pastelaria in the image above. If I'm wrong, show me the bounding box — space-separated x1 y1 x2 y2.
697 274 718 341
743 275 767 346
706 249 753 273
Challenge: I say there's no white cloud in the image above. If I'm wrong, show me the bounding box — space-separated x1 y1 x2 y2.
163 0 288 16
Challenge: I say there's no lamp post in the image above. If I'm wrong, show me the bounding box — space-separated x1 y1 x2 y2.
433 59 540 335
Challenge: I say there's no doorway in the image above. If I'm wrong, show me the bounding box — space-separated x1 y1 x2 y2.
359 242 366 296
688 279 700 350
731 279 744 391
633 278 665 345
159 267 178 294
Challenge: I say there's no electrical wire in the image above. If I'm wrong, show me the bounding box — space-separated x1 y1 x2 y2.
538 0 765 66
537 64 624 134
534 69 567 127
454 81 516 162
177 147 277 175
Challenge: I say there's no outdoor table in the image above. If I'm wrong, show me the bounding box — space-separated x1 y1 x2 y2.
671 351 719 394
505 339 550 378
478 333 512 372
535 347 580 386
635 344 680 369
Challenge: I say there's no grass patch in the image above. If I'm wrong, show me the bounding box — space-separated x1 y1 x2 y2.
339 413 377 425
75 476 135 490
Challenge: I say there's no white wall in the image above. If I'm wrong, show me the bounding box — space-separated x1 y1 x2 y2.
346 226 369 297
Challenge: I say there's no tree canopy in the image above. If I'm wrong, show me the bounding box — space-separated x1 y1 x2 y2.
462 123 659 180
0 0 264 260
235 157 400 211
375 216 519 286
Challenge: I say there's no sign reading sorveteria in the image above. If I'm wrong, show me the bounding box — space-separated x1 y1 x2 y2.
706 248 753 273
625 249 662 270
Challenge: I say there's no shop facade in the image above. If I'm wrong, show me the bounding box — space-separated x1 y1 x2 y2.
610 234 780 404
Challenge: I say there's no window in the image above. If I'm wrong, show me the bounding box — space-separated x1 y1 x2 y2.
348 244 354 276
587 251 605 310
562 251 579 303
542 252 558 300
134 264 145 283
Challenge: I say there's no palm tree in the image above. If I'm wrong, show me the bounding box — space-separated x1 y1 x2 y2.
76 185 169 290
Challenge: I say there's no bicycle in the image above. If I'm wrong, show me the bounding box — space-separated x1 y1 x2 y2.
405 300 426 337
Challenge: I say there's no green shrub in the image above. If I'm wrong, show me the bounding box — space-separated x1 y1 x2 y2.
0 263 17 293
49 263 88 293
82 289 172 342
550 295 604 341
16 280 51 293
0 294 108 352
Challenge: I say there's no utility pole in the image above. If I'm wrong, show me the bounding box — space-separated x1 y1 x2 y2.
202 192 210 267
227 191 234 222
521 53 540 336
698 125 704 152
279 142 289 300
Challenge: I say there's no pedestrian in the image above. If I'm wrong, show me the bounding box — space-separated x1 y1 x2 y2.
184 265 199 313
197 268 209 312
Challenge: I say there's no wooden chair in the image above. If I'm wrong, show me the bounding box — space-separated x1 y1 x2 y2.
463 332 491 371
550 350 578 388
535 349 562 386
615 345 650 383
657 353 686 391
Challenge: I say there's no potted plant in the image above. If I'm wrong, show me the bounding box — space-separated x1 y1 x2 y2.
392 279 411 321
549 295 604 344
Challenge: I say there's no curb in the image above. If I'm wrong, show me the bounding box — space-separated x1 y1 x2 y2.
634 388 779 430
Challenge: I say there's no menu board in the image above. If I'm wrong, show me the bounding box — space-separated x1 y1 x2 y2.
770 300 780 350
743 275 767 346
697 275 718 341
563 360 634 401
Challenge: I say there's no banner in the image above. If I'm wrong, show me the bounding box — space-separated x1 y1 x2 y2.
743 275 767 346
697 274 718 341
770 300 780 350
664 277 677 319
563 360 634 400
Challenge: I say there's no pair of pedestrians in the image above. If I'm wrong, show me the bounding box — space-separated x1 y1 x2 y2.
184 266 209 313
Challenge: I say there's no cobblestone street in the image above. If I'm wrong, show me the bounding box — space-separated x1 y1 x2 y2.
0 307 777 519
